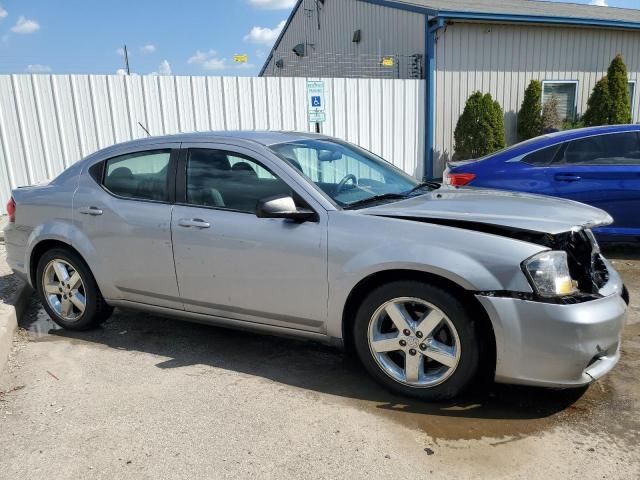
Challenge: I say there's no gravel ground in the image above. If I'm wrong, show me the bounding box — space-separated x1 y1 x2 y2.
0 248 639 479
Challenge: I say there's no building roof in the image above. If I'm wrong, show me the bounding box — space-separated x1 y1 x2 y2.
388 0 640 26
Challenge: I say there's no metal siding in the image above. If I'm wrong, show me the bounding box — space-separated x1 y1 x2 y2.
434 23 640 174
0 74 425 214
262 0 425 78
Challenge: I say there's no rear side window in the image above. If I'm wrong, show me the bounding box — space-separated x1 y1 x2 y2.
103 150 171 201
562 132 640 165
521 144 562 166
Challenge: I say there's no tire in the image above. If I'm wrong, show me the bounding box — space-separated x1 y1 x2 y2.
35 247 113 330
353 280 480 401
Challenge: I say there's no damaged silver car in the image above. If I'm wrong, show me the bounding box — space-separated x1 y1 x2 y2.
4 131 629 400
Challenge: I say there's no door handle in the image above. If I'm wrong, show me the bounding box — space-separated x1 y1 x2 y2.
554 173 581 182
78 206 103 216
178 218 211 229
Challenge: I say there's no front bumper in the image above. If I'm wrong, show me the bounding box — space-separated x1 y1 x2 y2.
476 259 627 388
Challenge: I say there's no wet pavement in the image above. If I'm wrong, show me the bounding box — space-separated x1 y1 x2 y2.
0 247 639 479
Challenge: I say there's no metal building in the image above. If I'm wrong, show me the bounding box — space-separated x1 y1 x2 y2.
260 0 640 177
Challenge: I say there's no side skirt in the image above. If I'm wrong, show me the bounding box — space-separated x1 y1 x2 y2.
106 299 338 346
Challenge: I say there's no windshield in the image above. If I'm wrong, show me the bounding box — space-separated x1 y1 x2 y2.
269 138 431 208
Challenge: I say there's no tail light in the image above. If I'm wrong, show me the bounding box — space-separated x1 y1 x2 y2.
6 197 16 223
446 172 476 186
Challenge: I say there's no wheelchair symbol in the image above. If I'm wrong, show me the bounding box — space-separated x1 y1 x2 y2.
311 96 322 107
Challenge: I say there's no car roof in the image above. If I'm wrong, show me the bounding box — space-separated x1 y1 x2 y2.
104 130 326 151
487 124 640 159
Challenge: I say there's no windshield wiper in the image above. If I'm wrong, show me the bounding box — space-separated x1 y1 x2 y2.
343 193 408 210
405 181 441 195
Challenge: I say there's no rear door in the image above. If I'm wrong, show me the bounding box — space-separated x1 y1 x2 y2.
74 144 182 309
549 131 640 234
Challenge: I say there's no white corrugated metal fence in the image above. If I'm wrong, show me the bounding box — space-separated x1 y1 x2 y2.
0 74 425 214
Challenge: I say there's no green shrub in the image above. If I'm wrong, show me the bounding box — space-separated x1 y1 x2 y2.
562 115 585 131
454 92 506 160
583 76 610 127
607 54 632 124
491 99 506 151
583 54 632 126
517 80 543 141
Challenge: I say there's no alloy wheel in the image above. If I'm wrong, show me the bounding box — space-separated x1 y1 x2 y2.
42 259 86 321
367 297 461 387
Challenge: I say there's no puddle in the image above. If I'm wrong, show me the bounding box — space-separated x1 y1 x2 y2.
21 295 63 338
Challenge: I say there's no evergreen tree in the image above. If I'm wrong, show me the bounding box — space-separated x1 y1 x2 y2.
490 98 506 151
517 80 543 141
583 76 610 126
454 91 505 159
607 54 632 124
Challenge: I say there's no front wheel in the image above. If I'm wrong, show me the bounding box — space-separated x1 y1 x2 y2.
353 280 480 401
36 248 113 330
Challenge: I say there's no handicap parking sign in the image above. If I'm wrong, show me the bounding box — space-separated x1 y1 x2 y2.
307 80 326 123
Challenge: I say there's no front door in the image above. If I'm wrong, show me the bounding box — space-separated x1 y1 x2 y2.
171 144 328 332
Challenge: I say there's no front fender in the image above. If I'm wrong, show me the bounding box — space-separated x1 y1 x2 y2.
326 212 545 339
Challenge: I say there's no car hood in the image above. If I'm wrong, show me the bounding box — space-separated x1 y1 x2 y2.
359 186 613 235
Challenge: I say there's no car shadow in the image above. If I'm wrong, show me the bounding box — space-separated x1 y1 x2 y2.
18 294 591 435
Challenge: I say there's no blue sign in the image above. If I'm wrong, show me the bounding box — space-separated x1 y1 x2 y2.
311 96 322 107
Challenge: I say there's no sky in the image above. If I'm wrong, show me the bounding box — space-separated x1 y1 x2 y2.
0 0 638 77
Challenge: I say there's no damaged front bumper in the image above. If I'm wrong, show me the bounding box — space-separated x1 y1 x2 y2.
476 257 627 388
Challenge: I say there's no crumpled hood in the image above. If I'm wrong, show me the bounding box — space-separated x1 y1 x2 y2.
360 186 613 235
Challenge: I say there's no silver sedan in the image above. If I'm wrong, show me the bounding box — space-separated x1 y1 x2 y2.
3 131 628 400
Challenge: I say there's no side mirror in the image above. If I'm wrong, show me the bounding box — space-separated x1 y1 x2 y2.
256 195 318 222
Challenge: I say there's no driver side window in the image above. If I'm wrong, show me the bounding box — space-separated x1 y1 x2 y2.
185 148 294 213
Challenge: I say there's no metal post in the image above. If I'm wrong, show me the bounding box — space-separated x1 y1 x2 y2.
424 17 444 180
124 45 130 75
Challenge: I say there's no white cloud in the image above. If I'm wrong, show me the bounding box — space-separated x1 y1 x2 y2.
243 20 286 45
140 44 156 54
188 49 217 64
188 49 228 70
589 0 608 5
116 47 126 56
158 59 171 75
116 68 128 76
204 58 228 70
248 0 295 9
0 6 8 19
11 16 40 34
26 64 51 73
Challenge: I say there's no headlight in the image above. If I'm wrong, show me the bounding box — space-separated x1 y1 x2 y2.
522 251 578 297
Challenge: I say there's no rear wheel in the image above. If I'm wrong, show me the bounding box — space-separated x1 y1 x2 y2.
36 248 113 330
353 280 480 400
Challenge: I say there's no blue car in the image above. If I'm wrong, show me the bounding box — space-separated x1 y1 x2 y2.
444 125 640 241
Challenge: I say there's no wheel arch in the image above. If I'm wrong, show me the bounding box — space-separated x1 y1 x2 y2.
29 239 89 287
341 269 496 378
